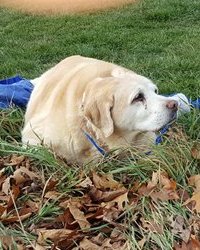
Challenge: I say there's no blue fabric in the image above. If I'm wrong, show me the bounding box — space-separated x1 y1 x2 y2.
0 75 33 109
155 124 170 145
191 98 200 109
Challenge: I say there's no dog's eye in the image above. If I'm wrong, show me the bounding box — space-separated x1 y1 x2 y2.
132 93 145 103
155 88 158 94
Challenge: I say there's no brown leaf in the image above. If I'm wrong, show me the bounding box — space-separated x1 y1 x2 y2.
0 206 6 215
45 178 58 192
2 177 11 195
103 207 121 224
68 203 91 230
0 236 15 249
13 167 39 185
0 192 10 203
0 174 6 187
105 191 128 211
147 171 176 191
141 218 164 234
44 191 61 200
2 166 39 195
89 233 105 246
188 237 200 249
111 240 130 250
37 229 73 245
92 172 123 190
77 176 93 188
138 237 146 249
85 207 104 221
138 171 179 202
53 231 82 249
185 175 200 213
170 215 191 243
25 199 40 213
174 236 200 250
9 155 25 166
1 206 33 222
191 143 200 160
1 211 32 223
188 175 200 192
150 189 179 202
56 208 77 229
35 243 47 250
79 236 130 250
185 193 200 213
79 238 100 250
89 186 127 203
7 185 20 209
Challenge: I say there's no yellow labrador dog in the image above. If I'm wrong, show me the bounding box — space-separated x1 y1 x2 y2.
22 55 178 164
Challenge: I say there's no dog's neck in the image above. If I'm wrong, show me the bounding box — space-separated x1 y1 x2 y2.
80 116 155 155
106 129 155 149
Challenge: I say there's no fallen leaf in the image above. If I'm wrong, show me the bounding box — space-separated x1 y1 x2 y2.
79 238 100 250
170 215 191 243
141 218 164 234
1 211 32 223
174 236 200 250
150 189 179 202
35 243 47 250
12 167 39 184
138 237 146 249
0 236 15 249
185 175 200 213
53 231 82 249
147 171 176 191
56 208 77 230
68 203 91 230
25 199 40 213
138 171 179 202
0 205 6 214
2 177 11 195
88 186 127 203
7 185 20 209
78 236 130 250
185 193 200 213
104 191 128 211
44 191 61 200
2 166 39 195
191 143 200 160
0 174 6 186
37 229 73 245
92 172 123 190
77 176 93 188
103 207 120 222
188 175 200 192
45 178 58 192
9 155 25 166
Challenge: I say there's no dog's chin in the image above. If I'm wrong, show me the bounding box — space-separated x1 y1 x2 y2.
154 113 177 132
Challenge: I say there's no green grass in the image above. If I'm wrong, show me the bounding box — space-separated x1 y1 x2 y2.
0 0 200 249
1 0 200 97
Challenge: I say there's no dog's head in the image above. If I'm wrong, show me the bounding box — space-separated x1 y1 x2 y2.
82 67 178 138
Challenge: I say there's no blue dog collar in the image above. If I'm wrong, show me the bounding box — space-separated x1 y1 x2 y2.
83 131 108 157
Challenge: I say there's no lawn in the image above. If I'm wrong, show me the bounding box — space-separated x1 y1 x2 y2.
0 0 200 249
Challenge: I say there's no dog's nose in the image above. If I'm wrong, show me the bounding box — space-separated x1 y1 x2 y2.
166 100 178 111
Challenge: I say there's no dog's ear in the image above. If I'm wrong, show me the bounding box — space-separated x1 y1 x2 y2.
83 91 114 138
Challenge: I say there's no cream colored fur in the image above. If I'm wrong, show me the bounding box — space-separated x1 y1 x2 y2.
22 55 177 164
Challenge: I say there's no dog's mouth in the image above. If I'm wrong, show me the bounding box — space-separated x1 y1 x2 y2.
170 111 178 121
155 112 177 133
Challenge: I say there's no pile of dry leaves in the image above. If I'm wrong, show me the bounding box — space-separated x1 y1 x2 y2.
0 152 200 249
